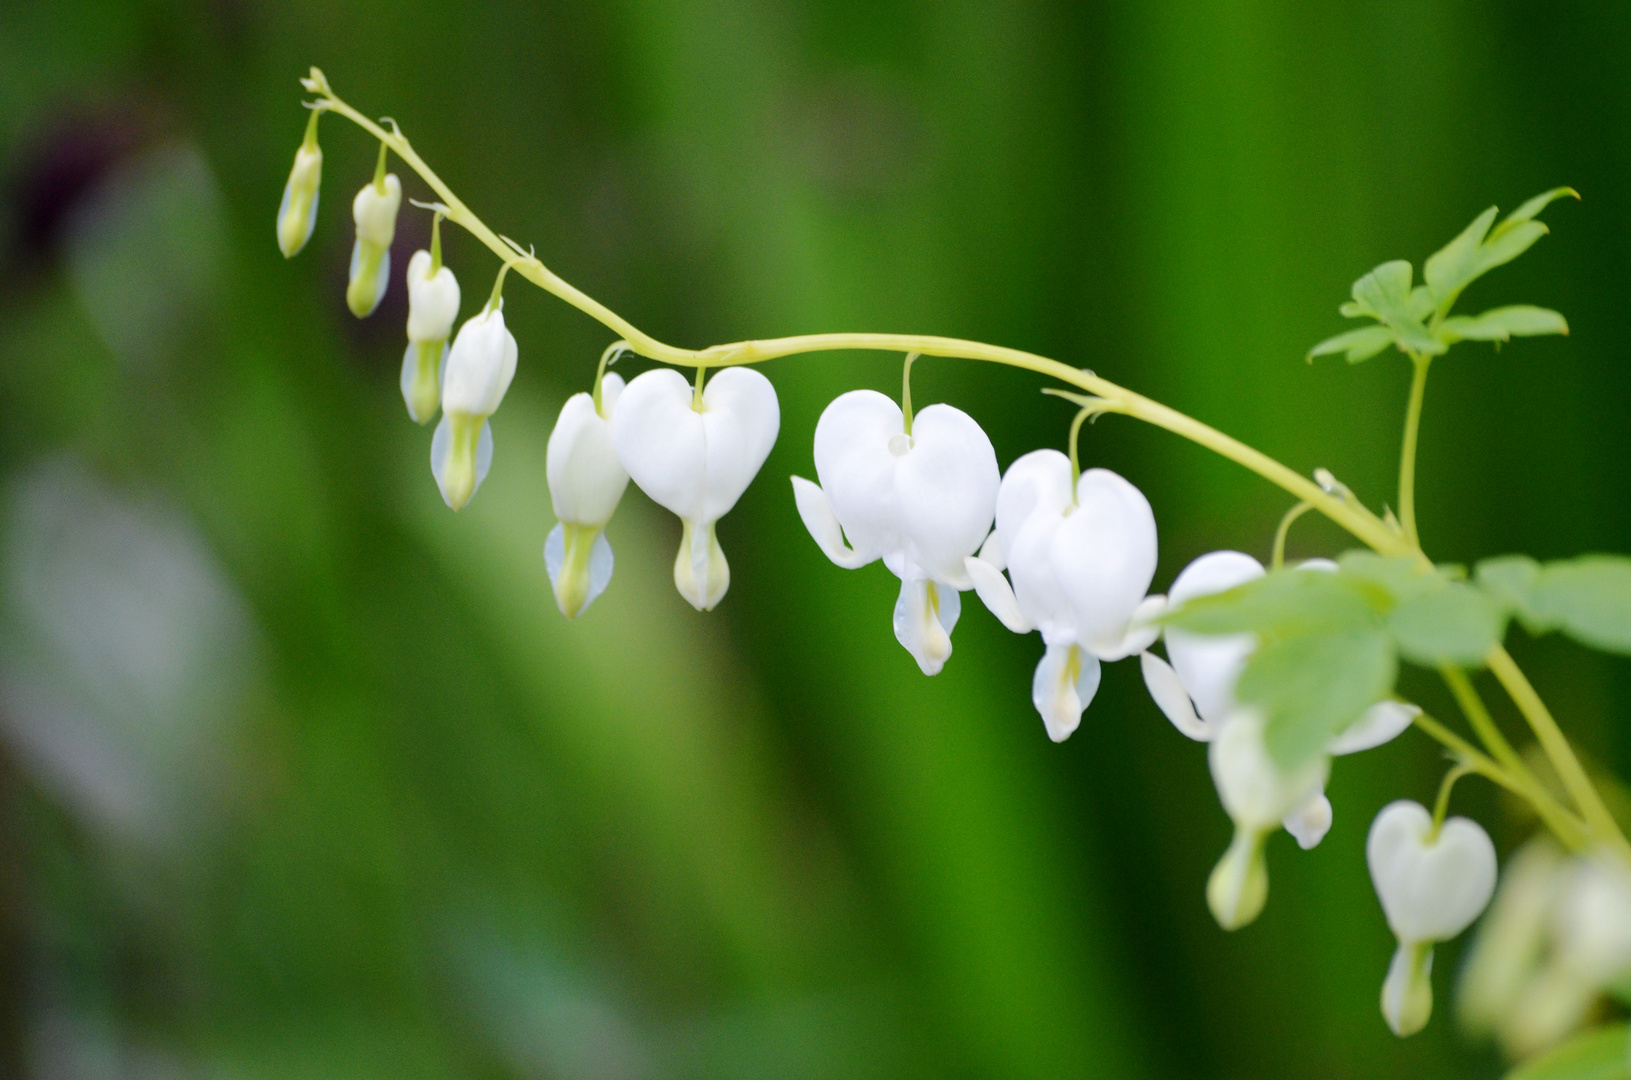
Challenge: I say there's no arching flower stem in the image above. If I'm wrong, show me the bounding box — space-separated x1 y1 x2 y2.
1270 500 1313 570
900 352 919 436
305 68 1629 858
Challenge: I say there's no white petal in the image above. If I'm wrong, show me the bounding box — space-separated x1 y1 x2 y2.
994 450 1074 568
1031 643 1101 742
1140 651 1213 741
791 477 872 570
977 529 1005 571
442 306 518 418
1164 550 1265 726
1209 711 1329 830
1007 509 1072 642
1283 789 1333 849
698 366 780 522
1367 800 1497 944
352 173 401 247
611 368 706 518
1053 469 1158 652
893 403 999 587
812 390 903 564
892 577 959 676
547 380 630 528
1329 700 1421 755
406 250 461 342
964 555 1032 633
1092 592 1167 661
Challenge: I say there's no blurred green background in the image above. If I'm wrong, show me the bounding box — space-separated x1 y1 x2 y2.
0 1 1626 1077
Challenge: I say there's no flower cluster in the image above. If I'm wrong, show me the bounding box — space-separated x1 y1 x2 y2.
278 78 1629 1065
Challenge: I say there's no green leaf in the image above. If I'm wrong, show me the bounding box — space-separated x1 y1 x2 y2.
1439 305 1570 344
1241 630 1398 770
1344 260 1444 356
1494 187 1581 238
1308 324 1394 364
1505 1023 1629 1080
1165 568 1377 638
1529 556 1631 655
1388 582 1505 667
1336 552 1442 607
1476 555 1542 625
1425 205 1499 307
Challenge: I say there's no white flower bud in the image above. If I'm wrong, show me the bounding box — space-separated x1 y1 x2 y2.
611 367 779 611
346 173 401 318
430 304 518 511
399 249 461 424
276 142 322 258
1366 800 1497 1036
545 375 630 618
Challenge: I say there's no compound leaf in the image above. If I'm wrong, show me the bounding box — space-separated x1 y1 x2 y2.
1529 556 1631 655
1308 324 1394 364
1242 630 1398 771
1425 205 1499 307
1389 582 1505 667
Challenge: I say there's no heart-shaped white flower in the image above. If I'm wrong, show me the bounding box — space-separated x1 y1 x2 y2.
545 374 630 619
792 389 998 675
963 450 1159 740
612 366 779 611
1367 800 1497 1035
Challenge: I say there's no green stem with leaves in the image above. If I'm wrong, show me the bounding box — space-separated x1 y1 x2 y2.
1398 354 1431 549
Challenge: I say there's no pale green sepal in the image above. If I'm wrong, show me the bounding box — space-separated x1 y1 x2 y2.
1207 826 1268 931
545 522 614 618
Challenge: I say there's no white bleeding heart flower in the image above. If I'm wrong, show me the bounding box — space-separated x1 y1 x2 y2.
612 366 779 611
431 302 518 511
792 389 998 675
962 450 1159 740
276 115 322 258
1206 710 1330 930
400 249 461 424
1367 800 1498 1036
347 172 401 318
545 373 630 619
1141 551 1422 847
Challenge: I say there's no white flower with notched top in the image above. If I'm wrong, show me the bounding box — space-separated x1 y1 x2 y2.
431 301 518 511
611 367 779 611
347 172 401 318
401 250 460 423
792 390 998 676
1367 800 1497 1036
1141 549 1422 848
962 450 1160 740
545 374 630 618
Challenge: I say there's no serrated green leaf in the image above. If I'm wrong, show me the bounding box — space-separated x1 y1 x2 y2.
1530 556 1631 655
1476 555 1542 626
1389 583 1505 667
1426 205 1499 306
1439 305 1569 344
1165 568 1377 638
1505 1023 1629 1080
1493 187 1580 238
1241 631 1398 770
1308 324 1394 363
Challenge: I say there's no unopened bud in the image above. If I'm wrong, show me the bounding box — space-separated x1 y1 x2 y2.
400 248 460 424
545 374 630 617
277 112 323 258
430 303 517 510
346 169 401 318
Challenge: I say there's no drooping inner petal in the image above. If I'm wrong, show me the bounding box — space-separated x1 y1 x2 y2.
1207 825 1269 931
892 577 959 676
963 555 1031 633
347 239 391 318
1030 643 1102 743
674 517 729 611
430 411 493 511
1282 788 1333 850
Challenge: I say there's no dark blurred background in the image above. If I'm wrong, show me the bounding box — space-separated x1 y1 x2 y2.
0 1 1626 1077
